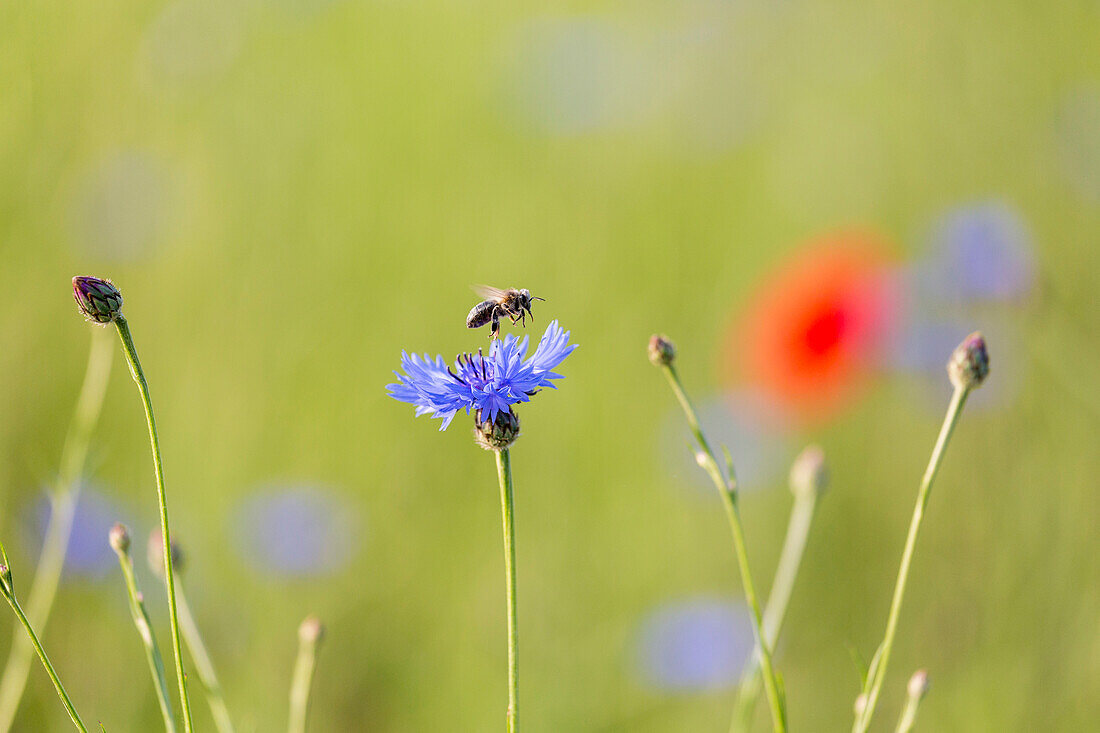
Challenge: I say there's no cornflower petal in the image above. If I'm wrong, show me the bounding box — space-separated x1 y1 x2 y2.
387 321 577 431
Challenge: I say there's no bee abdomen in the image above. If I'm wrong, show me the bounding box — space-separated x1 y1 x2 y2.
467 301 495 328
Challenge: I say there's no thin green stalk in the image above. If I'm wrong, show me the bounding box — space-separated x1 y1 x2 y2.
0 330 113 732
853 387 970 733
113 550 176 732
659 364 786 733
175 575 235 733
893 670 929 733
894 698 920 733
0 588 87 732
287 620 322 733
731 489 818 733
495 448 519 733
114 315 194 732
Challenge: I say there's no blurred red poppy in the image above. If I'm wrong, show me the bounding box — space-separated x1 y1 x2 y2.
729 232 900 422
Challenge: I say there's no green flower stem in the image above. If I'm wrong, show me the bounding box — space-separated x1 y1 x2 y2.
113 552 176 732
853 386 970 733
495 448 518 733
175 574 235 733
894 685 923 733
114 315 194 732
0 589 88 732
287 627 320 733
659 364 786 733
731 488 819 733
0 330 112 732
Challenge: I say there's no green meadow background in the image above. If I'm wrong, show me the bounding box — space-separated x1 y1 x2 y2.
2 1 1099 730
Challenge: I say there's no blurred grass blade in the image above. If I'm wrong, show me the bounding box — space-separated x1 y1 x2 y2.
175 575 235 733
0 330 113 732
731 480 821 732
111 538 176 732
0 543 89 732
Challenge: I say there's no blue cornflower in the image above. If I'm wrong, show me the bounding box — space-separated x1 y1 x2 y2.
387 320 577 431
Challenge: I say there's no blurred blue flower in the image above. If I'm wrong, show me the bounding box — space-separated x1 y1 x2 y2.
233 486 358 577
635 598 754 691
25 485 126 579
917 201 1035 302
387 320 577 430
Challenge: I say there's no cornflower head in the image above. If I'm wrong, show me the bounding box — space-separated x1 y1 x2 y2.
387 320 577 440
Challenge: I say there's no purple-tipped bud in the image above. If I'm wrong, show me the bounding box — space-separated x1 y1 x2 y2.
72 276 123 324
907 669 930 700
789 444 828 499
109 523 131 555
299 615 325 645
147 529 185 577
475 409 521 451
648 334 676 367
947 331 989 391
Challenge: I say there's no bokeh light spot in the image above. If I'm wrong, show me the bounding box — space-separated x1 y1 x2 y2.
731 232 901 422
635 598 754 691
1055 86 1100 202
918 201 1036 302
140 0 243 87
69 150 170 262
233 485 359 578
25 485 127 579
505 18 653 135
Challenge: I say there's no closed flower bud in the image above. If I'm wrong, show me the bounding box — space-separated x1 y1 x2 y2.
789 444 828 499
907 669 930 700
475 409 521 451
299 615 325 645
72 276 123 324
147 529 185 577
109 523 131 555
648 334 676 367
853 693 868 717
947 331 989 391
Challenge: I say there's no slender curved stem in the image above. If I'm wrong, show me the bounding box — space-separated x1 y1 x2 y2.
0 330 113 732
175 575 235 733
659 364 786 733
894 683 924 733
114 551 176 732
495 448 518 733
0 590 88 732
731 489 818 733
114 316 194 732
853 386 970 733
287 627 320 733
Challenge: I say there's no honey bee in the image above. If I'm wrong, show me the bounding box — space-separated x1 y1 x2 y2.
466 286 545 338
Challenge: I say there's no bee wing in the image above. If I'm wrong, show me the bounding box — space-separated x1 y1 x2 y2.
472 284 508 301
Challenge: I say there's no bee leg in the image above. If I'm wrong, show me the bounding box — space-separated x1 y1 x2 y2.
490 312 500 339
